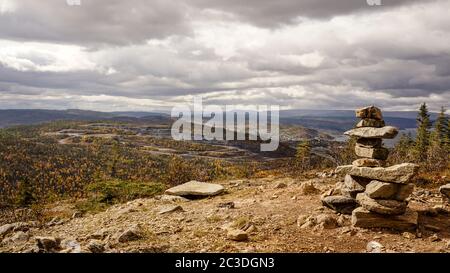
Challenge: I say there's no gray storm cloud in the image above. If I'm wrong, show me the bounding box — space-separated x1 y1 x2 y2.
0 0 448 112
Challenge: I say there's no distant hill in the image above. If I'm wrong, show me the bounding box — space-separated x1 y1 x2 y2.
279 109 444 133
279 109 439 120
280 116 418 132
0 108 442 133
0 109 171 128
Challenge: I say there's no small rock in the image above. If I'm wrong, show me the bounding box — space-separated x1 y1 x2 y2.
226 229 248 242
2 231 30 244
315 214 339 229
299 181 319 195
158 205 184 215
340 226 357 235
72 211 83 219
60 239 81 253
218 202 235 209
300 216 317 229
430 234 441 242
87 240 105 253
35 236 61 252
366 241 385 253
439 184 450 199
13 222 36 232
118 207 138 215
297 215 309 227
87 230 108 240
117 225 144 243
274 182 287 189
321 182 344 198
0 224 15 238
46 217 65 227
244 225 257 233
402 232 415 239
337 215 349 227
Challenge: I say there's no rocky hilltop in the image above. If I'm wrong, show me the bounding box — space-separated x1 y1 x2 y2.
0 106 449 253
0 174 449 253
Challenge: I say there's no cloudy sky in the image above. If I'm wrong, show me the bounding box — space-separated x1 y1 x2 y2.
0 0 449 112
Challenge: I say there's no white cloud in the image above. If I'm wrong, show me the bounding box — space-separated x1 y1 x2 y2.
0 40 99 72
0 0 448 112
0 0 16 14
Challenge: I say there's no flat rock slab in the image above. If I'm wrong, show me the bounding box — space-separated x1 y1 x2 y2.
321 195 358 215
356 106 383 120
353 158 385 167
366 181 414 201
356 193 407 215
335 163 419 184
165 181 225 197
345 126 399 139
356 119 385 128
355 145 389 160
352 207 418 231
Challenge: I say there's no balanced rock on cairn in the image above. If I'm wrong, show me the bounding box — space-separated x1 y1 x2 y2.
322 106 420 231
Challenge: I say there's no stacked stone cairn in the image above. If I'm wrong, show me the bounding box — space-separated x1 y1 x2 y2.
322 106 420 230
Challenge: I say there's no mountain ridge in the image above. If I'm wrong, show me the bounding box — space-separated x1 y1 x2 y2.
0 108 443 132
